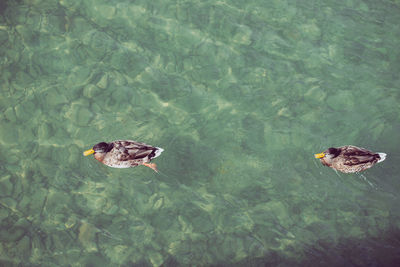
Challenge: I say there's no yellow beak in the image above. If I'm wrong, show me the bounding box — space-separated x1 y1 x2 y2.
314 152 325 159
83 149 95 156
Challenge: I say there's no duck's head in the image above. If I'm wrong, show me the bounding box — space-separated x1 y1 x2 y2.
314 147 341 160
83 142 114 156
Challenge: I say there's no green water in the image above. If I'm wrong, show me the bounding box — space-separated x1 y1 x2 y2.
1 0 400 266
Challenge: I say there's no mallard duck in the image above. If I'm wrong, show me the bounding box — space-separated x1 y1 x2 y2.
314 145 386 173
83 140 163 171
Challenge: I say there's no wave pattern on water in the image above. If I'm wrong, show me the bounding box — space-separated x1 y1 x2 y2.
0 0 400 266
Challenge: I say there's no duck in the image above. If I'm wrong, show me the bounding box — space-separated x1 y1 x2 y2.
83 140 163 172
314 145 386 173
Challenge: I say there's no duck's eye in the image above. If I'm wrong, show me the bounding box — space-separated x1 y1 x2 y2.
327 147 340 157
93 142 109 152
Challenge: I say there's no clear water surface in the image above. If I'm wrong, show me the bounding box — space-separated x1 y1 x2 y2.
1 0 400 266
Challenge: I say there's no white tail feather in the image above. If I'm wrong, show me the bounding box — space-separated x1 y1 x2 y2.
153 147 164 159
377 153 386 163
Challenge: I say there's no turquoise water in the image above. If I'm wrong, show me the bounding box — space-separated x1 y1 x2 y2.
1 0 400 265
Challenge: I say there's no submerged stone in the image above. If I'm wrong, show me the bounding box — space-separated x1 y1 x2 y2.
45 90 68 107
15 236 31 260
326 90 354 110
18 195 31 214
0 225 26 242
66 67 91 88
83 84 102 98
38 159 58 179
104 245 131 264
37 122 53 140
232 25 252 45
0 174 13 196
29 188 48 214
4 107 17 122
65 216 77 229
96 73 109 89
0 123 18 145
66 102 93 127
304 86 327 103
15 100 36 121
85 194 107 214
104 205 119 215
148 251 164 267
78 222 99 252
0 205 9 220
1 197 17 211
67 145 81 169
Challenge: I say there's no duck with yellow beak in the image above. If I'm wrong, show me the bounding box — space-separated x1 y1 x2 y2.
83 140 163 172
314 145 386 173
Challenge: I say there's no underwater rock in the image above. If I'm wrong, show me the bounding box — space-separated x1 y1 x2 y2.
1 197 17 212
78 221 99 252
59 0 83 9
4 107 17 122
241 115 265 155
0 218 28 243
38 159 59 179
0 225 26 242
37 122 53 140
96 73 108 89
76 107 93 126
219 235 246 261
111 86 131 104
109 71 127 86
28 188 48 214
18 195 31 214
0 205 9 220
85 194 107 215
264 201 292 228
45 89 68 107
39 41 74 70
326 90 354 110
244 236 266 258
45 189 70 213
104 205 119 215
66 102 93 127
153 197 164 210
17 126 35 147
232 25 252 45
104 245 131 264
304 86 326 103
110 51 146 77
5 5 28 25
15 236 31 261
0 28 8 45
39 13 66 34
67 145 81 169
82 30 116 59
0 123 18 144
64 216 77 229
0 174 13 196
300 22 321 41
16 25 39 47
83 84 101 98
14 100 36 122
96 5 116 20
66 67 92 88
25 10 42 31
148 251 164 267
147 193 164 211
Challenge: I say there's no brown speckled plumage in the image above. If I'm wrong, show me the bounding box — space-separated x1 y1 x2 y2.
316 145 386 173
88 140 163 169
